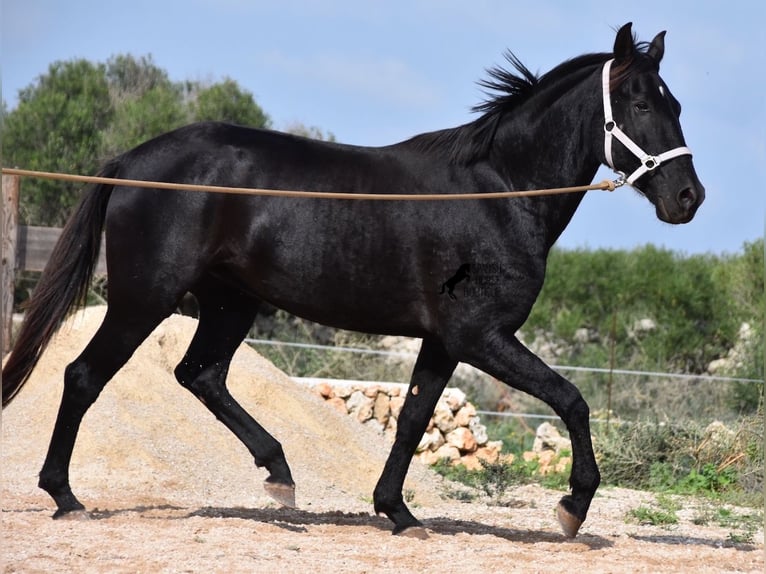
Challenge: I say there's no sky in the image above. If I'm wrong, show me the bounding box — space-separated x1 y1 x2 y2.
2 1 764 255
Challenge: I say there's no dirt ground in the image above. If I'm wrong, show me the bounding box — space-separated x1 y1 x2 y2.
2 307 763 573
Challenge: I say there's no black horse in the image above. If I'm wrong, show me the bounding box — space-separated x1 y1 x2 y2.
2 23 703 538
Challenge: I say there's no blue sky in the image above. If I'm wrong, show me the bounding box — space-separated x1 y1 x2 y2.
2 1 764 255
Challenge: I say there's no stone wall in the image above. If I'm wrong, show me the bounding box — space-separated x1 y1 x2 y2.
303 379 504 470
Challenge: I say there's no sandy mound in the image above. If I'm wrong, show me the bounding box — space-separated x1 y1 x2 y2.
1 306 443 513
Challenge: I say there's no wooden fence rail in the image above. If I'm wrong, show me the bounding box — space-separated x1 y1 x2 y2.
14 225 107 273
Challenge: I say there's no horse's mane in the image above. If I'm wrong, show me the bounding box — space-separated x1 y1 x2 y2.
404 36 654 164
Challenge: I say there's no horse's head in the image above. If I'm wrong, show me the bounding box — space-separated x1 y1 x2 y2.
603 23 704 224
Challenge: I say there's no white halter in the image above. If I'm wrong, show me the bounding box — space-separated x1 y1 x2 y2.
602 59 692 186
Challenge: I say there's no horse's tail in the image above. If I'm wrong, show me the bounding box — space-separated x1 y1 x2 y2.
2 158 120 408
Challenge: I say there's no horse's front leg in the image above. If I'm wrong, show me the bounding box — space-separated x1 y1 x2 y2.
461 329 600 538
373 337 457 535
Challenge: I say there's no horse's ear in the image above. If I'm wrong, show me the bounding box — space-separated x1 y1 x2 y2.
613 22 635 60
647 31 666 66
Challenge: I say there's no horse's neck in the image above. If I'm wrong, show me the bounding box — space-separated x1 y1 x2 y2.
489 72 603 246
494 76 602 185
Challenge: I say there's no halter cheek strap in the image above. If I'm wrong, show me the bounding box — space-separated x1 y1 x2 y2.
602 59 692 186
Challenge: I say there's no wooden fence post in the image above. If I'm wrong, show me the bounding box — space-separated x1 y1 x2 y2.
2 174 20 354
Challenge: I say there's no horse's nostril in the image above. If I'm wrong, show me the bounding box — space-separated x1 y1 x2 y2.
678 187 696 208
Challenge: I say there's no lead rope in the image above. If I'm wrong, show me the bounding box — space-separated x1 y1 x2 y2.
1 167 623 200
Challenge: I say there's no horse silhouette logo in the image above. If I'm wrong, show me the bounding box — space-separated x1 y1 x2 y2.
440 264 471 300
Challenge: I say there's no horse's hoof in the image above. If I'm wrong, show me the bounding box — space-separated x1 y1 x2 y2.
264 481 296 508
394 525 429 539
53 509 91 521
556 502 583 538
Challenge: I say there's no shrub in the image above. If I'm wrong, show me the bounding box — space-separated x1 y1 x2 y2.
593 413 763 505
527 245 743 374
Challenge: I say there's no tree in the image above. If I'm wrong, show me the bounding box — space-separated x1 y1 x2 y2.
4 59 112 225
106 54 173 96
190 78 270 127
4 55 273 226
101 55 186 156
284 121 336 141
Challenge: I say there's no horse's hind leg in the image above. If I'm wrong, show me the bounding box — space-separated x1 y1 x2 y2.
39 306 173 518
174 281 295 506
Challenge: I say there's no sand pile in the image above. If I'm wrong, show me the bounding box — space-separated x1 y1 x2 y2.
1 306 443 514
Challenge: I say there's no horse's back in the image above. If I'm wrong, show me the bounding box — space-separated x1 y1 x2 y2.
99 121 545 337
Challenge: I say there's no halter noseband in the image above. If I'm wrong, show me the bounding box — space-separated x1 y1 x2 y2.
602 59 692 186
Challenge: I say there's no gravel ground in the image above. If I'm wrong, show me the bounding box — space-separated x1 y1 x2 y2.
2 307 762 573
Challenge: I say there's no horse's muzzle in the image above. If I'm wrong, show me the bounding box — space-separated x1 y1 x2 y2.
657 182 705 224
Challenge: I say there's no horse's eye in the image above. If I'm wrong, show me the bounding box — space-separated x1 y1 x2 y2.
634 101 650 112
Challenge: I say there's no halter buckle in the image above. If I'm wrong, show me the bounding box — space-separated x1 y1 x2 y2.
642 155 660 170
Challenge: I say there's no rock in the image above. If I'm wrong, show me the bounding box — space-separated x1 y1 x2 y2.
417 450 444 466
533 422 571 454
389 396 405 419
573 328 591 344
346 390 374 423
697 420 736 463
313 382 493 469
334 385 354 399
536 450 556 473
373 392 391 426
474 440 503 464
417 427 444 453
454 403 477 427
499 453 516 465
315 382 334 399
704 420 735 444
555 456 572 473
468 417 489 445
707 357 730 375
459 454 484 471
446 427 478 453
433 402 457 434
433 444 461 462
631 318 657 337
444 388 467 412
523 451 537 463
708 323 755 375
524 450 572 475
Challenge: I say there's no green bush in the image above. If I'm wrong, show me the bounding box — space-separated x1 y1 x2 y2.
527 245 744 374
522 241 764 417
593 412 763 505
